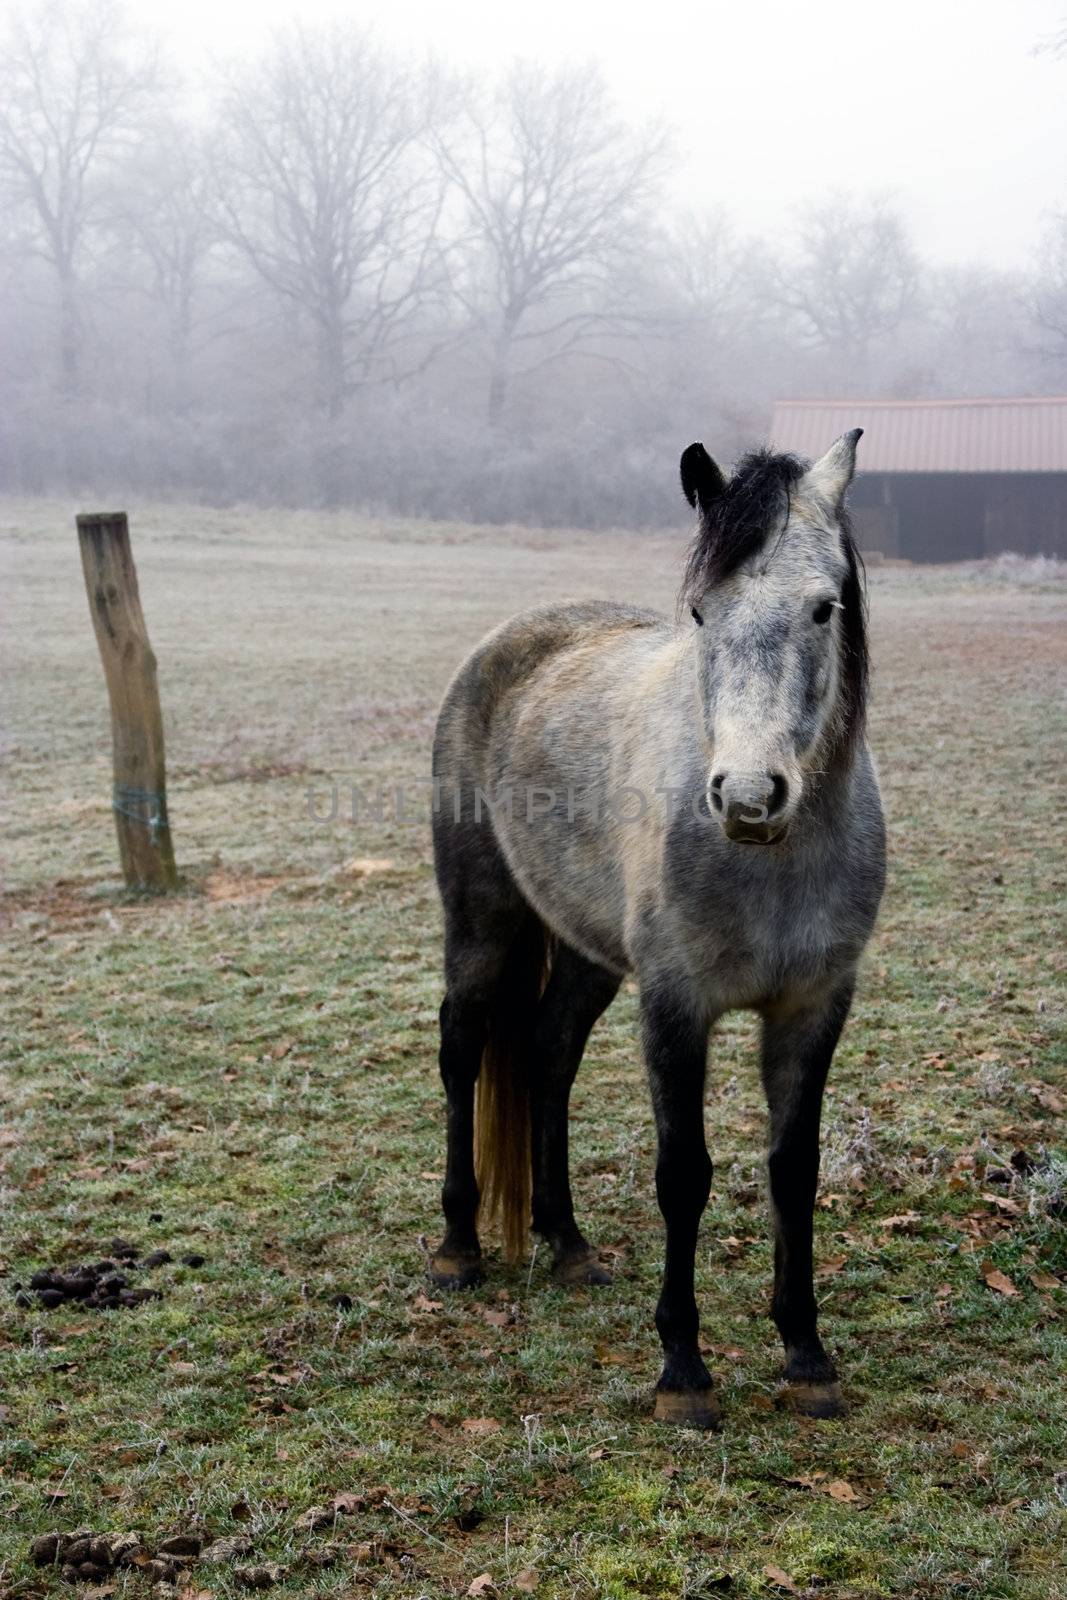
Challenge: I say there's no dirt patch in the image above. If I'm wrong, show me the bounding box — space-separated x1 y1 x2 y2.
0 867 302 931
202 868 292 904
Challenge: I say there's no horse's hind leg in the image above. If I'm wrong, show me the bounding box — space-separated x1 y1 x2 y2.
760 979 855 1419
430 989 491 1289
429 872 527 1290
530 944 620 1286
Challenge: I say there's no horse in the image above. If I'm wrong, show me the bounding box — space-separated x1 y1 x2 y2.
427 430 886 1428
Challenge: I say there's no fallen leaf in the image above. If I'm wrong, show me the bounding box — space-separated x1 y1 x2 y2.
980 1264 1019 1296
467 1576 495 1597
294 1505 333 1531
827 1478 861 1502
782 1472 826 1490
816 1254 848 1277
1030 1271 1060 1291
482 1308 511 1327
231 1500 253 1522
460 1417 501 1435
763 1565 799 1594
344 857 396 875
880 1211 922 1233
515 1572 539 1593
412 1290 443 1313
332 1492 365 1515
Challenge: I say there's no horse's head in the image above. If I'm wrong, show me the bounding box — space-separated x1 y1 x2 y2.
679 431 868 845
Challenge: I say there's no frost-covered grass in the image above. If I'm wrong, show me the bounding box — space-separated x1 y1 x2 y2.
1 501 1065 1598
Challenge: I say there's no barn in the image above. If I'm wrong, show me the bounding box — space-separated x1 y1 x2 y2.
770 397 1067 561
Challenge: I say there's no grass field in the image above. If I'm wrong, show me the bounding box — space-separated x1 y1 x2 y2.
1 498 1065 1600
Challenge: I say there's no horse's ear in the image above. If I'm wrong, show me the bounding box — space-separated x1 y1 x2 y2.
803 428 863 513
680 443 726 513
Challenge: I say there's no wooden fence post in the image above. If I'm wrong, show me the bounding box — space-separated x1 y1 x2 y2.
77 511 178 891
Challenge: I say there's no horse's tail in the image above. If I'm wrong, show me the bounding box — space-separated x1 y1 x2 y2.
475 916 553 1265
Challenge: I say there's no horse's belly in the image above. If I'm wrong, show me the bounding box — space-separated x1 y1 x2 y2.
490 802 633 973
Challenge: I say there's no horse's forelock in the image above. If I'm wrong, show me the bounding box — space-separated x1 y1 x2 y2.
681 449 806 602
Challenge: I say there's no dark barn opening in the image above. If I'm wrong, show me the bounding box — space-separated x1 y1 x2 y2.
771 398 1067 562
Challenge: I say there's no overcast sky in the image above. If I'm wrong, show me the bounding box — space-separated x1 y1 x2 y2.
146 0 1066 270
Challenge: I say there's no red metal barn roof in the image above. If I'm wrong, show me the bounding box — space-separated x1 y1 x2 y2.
770 397 1067 473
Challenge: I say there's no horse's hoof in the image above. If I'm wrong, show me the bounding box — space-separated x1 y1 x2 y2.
779 1380 847 1419
553 1250 613 1288
428 1253 483 1291
653 1388 721 1430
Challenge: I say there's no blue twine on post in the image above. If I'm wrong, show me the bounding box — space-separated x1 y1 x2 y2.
112 785 169 845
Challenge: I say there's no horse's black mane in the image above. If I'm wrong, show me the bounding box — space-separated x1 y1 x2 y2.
681 447 869 741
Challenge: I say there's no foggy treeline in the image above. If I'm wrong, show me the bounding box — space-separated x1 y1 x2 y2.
3 1 1067 528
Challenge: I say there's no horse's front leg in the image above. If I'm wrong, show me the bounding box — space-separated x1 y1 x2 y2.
642 987 718 1429
761 979 855 1418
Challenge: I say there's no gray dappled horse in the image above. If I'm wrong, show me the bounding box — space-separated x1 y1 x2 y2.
428 431 886 1427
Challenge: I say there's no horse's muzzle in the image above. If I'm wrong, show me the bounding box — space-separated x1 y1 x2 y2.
721 815 788 845
711 770 792 844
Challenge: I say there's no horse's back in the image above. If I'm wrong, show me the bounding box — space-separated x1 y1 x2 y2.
434 600 667 777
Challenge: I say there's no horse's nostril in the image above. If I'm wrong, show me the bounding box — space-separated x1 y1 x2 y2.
769 773 788 816
709 773 725 812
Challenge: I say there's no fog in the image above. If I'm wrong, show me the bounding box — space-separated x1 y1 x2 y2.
2 0 1065 526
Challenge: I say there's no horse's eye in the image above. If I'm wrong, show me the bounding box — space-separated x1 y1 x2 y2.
691 606 704 626
812 600 834 625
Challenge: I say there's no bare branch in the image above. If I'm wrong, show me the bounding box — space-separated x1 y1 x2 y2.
0 0 162 388
428 60 669 424
211 22 444 416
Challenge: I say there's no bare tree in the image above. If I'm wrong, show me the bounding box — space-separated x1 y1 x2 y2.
0 0 159 392
659 208 773 344
1030 212 1067 361
212 24 444 419
1033 17 1067 58
769 194 920 384
432 62 668 426
112 124 218 389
